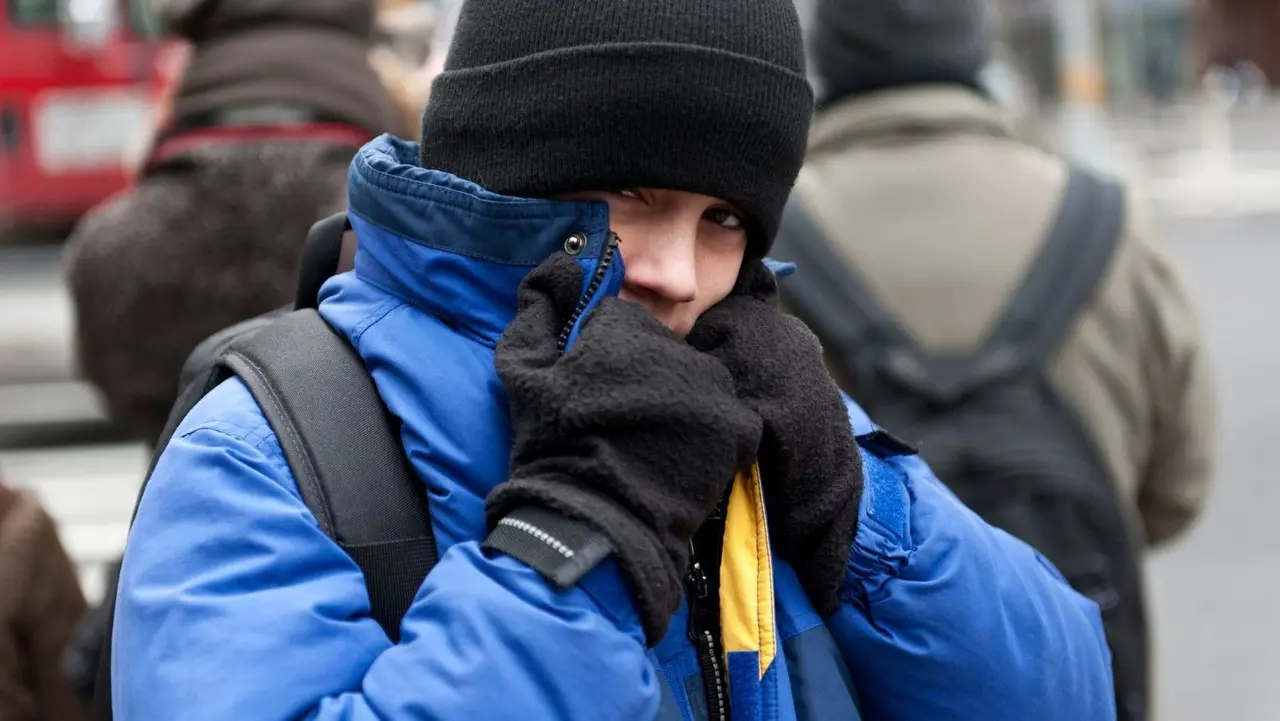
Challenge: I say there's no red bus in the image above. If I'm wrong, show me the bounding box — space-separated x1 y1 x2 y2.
0 0 177 235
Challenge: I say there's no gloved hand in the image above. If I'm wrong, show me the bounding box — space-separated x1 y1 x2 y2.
687 259 863 617
485 253 762 644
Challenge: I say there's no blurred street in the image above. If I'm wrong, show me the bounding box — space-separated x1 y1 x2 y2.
1113 110 1280 720
1118 100 1280 222
0 241 141 605
1146 211 1280 721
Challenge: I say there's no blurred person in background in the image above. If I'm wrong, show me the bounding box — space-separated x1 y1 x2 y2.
59 0 406 704
0 482 89 721
64 0 404 450
777 0 1219 719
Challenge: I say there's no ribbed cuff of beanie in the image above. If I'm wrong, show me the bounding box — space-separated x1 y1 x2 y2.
420 43 813 254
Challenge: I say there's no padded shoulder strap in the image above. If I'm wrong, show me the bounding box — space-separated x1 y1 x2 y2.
134 312 291 504
221 310 438 641
985 165 1126 369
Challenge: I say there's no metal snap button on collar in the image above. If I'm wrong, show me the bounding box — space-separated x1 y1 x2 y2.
563 233 587 255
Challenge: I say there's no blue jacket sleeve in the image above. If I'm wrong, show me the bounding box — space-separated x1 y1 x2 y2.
827 448 1117 721
112 380 659 721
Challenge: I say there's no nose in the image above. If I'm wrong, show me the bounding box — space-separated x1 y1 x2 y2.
619 228 698 306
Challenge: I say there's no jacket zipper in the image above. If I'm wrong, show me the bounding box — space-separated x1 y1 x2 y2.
557 232 620 353
554 231 728 716
686 503 730 721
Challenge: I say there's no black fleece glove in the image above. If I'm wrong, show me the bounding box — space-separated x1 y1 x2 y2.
485 254 762 644
687 259 863 617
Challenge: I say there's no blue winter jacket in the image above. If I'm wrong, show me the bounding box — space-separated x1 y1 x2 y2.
112 135 1116 721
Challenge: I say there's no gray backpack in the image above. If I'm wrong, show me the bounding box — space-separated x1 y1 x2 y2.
772 167 1148 721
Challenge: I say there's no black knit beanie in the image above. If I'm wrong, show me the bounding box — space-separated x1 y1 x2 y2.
419 0 814 255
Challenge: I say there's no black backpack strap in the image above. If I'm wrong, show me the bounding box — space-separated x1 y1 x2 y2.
774 166 1125 403
220 310 438 641
771 197 915 387
880 165 1125 401
295 212 351 311
984 166 1125 370
127 310 292 505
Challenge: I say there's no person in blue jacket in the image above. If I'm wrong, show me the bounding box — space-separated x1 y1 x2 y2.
112 0 1116 719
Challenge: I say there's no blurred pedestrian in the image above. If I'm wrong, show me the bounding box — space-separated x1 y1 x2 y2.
777 1 1219 719
0 483 89 721
64 0 404 448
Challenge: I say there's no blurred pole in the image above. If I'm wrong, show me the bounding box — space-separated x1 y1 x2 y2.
1129 0 1150 103
1054 0 1115 171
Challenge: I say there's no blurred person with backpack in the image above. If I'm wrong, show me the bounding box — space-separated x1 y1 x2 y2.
99 1 1116 720
0 483 89 721
774 1 1219 719
60 0 405 705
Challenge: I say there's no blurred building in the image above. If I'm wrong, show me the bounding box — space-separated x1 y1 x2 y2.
991 0 1195 105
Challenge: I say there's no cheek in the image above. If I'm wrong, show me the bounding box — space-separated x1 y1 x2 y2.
697 241 745 301
609 216 662 272
688 240 745 316
603 202 649 246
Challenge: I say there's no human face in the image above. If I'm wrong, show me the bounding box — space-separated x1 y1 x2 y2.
560 189 748 337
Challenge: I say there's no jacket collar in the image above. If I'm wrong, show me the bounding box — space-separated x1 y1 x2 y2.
345 135 611 345
808 85 1011 158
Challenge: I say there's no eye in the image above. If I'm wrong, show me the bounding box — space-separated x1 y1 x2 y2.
616 188 642 199
705 208 745 230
